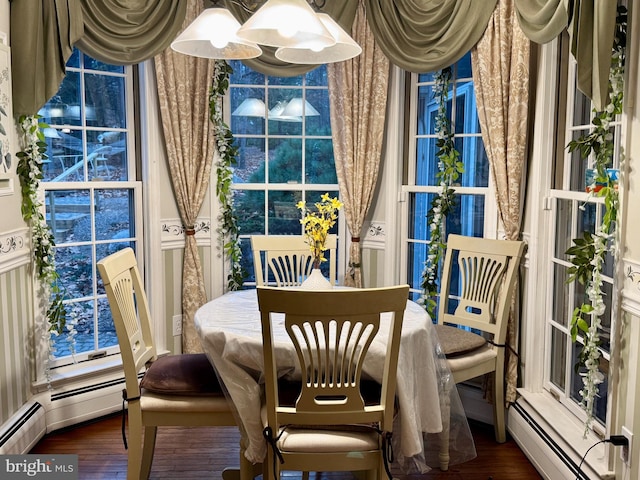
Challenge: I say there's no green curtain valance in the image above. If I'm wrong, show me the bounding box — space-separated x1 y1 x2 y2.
363 0 499 73
514 0 568 44
10 0 84 117
10 0 186 116
75 0 187 65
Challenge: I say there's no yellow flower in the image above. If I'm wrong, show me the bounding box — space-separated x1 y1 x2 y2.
297 194 343 268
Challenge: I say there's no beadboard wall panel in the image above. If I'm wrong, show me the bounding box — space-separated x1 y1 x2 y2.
0 260 34 426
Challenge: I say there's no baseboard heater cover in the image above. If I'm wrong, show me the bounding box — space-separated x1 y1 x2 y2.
0 402 46 454
512 401 590 480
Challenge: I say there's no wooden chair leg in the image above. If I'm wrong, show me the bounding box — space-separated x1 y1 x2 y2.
126 407 143 480
493 370 507 443
140 426 157 479
439 383 451 471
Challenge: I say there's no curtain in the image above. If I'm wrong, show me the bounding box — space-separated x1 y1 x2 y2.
514 0 568 43
10 0 186 116
569 1 618 111
471 0 530 404
154 0 215 354
364 0 498 73
76 0 186 65
10 0 83 116
327 0 389 288
224 0 358 77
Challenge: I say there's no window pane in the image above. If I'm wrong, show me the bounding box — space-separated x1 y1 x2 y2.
417 85 436 136
230 62 264 84
268 190 301 235
549 328 567 389
235 190 265 235
55 245 94 298
415 138 438 186
553 263 570 326
305 89 330 136
85 74 126 128
305 139 336 184
68 300 96 355
97 297 118 349
570 343 608 424
83 55 124 74
456 136 489 187
269 138 302 183
234 138 266 183
408 193 432 240
305 66 327 86
555 199 573 260
47 189 91 244
95 189 135 241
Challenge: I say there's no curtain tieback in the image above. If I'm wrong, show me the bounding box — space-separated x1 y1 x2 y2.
185 226 196 236
351 236 360 243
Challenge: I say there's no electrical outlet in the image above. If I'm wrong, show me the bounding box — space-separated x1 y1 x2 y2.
621 426 633 466
172 315 182 336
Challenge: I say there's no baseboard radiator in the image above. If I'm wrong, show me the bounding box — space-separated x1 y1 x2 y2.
0 402 46 454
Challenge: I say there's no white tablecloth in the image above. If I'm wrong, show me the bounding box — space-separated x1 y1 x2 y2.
195 289 475 473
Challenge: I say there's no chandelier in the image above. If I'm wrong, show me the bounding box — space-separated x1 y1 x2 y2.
170 0 361 64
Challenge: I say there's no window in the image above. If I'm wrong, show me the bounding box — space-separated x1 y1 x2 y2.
544 40 621 429
401 53 493 304
227 61 341 285
39 49 140 367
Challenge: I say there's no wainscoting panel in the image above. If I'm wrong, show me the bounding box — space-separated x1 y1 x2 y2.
0 260 33 427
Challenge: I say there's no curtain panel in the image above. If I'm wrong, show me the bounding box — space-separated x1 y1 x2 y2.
471 0 530 404
154 0 215 354
327 1 389 288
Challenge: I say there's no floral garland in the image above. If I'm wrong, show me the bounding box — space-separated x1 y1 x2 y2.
209 60 244 290
420 67 464 318
296 193 343 269
15 115 75 370
566 7 625 434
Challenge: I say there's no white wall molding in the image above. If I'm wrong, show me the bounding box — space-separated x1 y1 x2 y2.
160 218 211 250
622 257 640 316
362 221 385 250
0 228 29 274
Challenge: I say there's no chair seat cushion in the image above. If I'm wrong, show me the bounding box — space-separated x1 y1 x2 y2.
434 324 487 357
140 353 225 396
278 425 380 453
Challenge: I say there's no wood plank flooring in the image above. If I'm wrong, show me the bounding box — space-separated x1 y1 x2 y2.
31 413 542 479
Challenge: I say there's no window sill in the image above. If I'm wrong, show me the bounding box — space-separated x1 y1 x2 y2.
32 349 170 394
514 389 615 479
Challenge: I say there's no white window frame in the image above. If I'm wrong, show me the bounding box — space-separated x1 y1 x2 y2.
399 66 498 300
40 54 141 371
223 63 346 287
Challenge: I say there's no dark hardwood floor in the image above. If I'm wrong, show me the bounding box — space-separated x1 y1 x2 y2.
31 413 542 479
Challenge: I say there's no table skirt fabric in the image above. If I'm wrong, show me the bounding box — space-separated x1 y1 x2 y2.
195 289 476 473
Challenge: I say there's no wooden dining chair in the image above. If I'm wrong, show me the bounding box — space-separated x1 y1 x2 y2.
435 234 526 470
251 234 337 287
97 248 245 480
256 285 409 480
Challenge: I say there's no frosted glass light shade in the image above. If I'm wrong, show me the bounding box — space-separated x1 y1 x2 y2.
237 0 335 50
232 98 267 117
276 13 361 64
171 8 262 59
268 101 302 122
281 98 319 117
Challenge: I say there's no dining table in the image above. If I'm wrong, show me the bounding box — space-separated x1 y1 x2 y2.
194 288 476 474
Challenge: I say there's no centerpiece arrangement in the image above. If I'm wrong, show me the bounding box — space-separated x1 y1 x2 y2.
296 193 342 288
